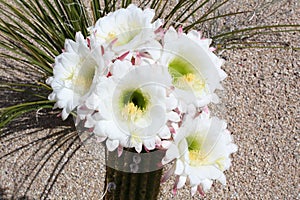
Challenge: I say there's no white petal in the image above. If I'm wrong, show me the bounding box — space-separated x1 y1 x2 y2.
162 143 179 164
201 179 213 192
191 185 198 196
174 159 184 175
167 111 180 122
106 139 119 151
177 176 187 189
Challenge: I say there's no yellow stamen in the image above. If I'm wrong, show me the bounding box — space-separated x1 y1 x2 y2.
184 73 196 83
122 102 143 122
176 73 206 92
107 31 116 40
189 150 208 167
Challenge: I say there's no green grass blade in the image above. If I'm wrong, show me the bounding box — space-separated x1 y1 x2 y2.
91 0 102 22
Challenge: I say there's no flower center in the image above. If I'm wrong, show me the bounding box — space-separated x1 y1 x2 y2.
122 102 143 121
177 73 206 91
184 73 195 83
189 150 207 167
116 28 141 46
107 31 116 40
168 57 195 77
120 89 149 122
168 57 206 92
69 60 96 95
186 134 207 167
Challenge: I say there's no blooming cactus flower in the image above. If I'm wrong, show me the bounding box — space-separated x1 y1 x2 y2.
47 32 105 120
161 27 227 109
90 4 162 54
162 114 237 196
79 60 180 152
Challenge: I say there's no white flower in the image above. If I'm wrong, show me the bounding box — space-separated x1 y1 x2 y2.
90 4 162 54
81 60 179 152
47 32 104 120
162 114 237 196
161 27 226 108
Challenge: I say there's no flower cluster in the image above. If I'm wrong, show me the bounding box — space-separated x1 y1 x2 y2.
47 4 237 196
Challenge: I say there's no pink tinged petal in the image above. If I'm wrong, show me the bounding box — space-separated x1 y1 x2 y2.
87 38 91 49
172 187 177 196
169 126 175 134
178 26 183 34
101 45 105 55
134 54 142 65
131 56 136 65
139 51 152 59
143 146 150 153
209 47 216 52
198 31 203 38
197 185 205 196
117 146 123 157
161 164 176 183
154 26 164 39
108 38 118 48
106 139 119 151
172 176 179 195
117 51 130 61
203 106 210 114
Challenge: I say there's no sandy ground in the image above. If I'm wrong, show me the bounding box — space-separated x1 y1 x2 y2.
0 0 299 199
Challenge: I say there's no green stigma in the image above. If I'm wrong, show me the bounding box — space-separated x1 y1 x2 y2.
168 57 206 92
186 134 203 152
120 89 149 122
121 89 148 110
168 57 195 79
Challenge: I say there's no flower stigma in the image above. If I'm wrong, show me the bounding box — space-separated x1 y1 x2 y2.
122 102 143 121
186 135 208 167
168 57 206 93
120 89 149 122
67 60 96 96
